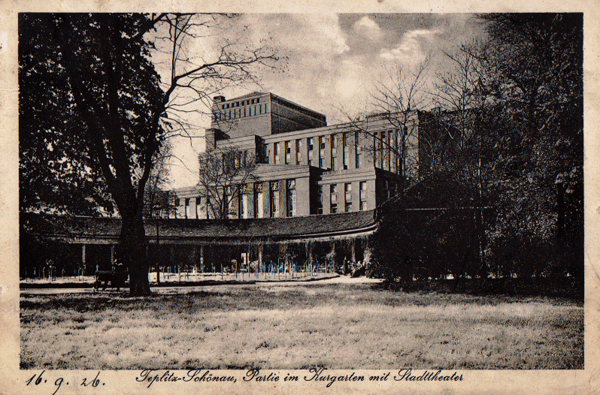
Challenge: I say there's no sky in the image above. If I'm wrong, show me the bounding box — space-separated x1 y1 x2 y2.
164 14 487 189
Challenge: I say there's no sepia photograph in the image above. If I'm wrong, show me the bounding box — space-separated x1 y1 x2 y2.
7 7 592 393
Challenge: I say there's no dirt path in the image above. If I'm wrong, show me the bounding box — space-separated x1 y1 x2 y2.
20 275 382 295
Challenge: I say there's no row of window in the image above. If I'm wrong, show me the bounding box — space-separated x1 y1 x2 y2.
373 130 405 174
317 181 368 214
213 103 268 122
220 97 261 109
270 131 363 170
176 180 369 218
269 129 406 173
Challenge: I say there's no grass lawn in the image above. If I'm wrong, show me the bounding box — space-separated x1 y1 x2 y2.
20 281 583 370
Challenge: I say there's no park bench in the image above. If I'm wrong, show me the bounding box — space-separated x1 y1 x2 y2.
93 270 127 291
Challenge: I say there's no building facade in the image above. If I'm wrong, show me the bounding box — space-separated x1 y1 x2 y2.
21 94 434 279
174 92 419 220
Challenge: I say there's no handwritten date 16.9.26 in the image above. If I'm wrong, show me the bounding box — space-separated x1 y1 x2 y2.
25 370 103 395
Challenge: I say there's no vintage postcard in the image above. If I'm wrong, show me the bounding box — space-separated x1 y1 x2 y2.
1 1 598 394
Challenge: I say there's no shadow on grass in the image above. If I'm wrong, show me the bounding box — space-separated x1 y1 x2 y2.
370 277 583 303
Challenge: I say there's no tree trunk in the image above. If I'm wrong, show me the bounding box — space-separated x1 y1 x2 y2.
155 218 161 285
120 211 152 296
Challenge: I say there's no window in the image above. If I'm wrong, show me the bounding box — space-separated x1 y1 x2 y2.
319 136 325 168
343 132 349 170
385 131 391 170
308 138 314 165
296 140 302 164
240 188 249 219
330 184 338 214
270 181 279 217
317 185 323 214
390 130 397 172
331 134 337 155
222 153 230 172
274 143 280 164
360 182 368 211
331 134 337 170
380 132 385 166
373 134 377 165
254 183 263 218
286 179 296 217
285 141 291 164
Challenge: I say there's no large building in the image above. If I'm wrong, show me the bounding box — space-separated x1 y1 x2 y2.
174 92 419 220
21 92 425 279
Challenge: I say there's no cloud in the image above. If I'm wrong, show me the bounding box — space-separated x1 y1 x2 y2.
353 16 383 41
243 14 349 56
380 29 439 64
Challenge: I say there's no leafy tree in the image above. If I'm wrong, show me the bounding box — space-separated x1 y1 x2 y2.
19 13 277 295
369 14 583 289
478 14 583 280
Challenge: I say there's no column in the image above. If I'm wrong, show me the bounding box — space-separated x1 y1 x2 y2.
291 139 298 165
81 244 86 275
268 142 275 164
352 181 360 212
199 245 204 273
323 183 331 214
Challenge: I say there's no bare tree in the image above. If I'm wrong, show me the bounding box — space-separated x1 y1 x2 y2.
370 59 430 180
430 42 491 277
143 142 176 220
155 14 279 142
198 146 257 219
143 143 178 285
335 59 430 193
431 42 488 165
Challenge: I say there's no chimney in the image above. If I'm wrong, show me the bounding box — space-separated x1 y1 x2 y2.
213 96 226 104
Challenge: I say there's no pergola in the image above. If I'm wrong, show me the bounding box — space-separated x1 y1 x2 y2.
21 211 378 275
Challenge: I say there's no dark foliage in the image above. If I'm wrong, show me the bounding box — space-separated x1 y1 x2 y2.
20 13 167 295
370 14 583 295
